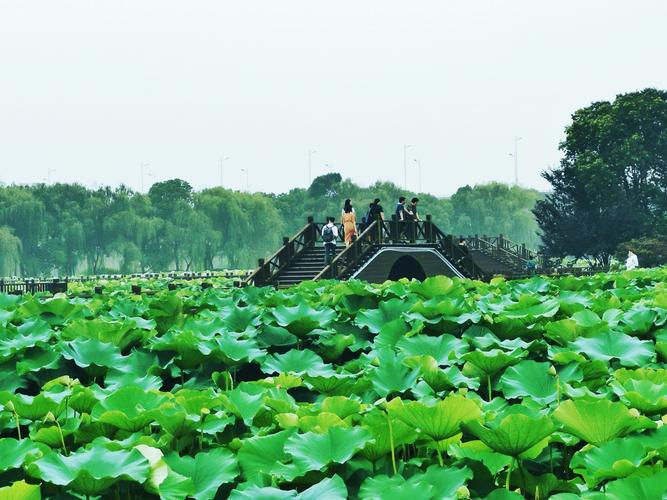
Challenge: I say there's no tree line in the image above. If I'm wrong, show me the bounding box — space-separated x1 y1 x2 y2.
0 178 542 277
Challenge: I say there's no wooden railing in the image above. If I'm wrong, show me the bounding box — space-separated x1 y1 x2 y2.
244 216 322 287
0 279 68 295
464 234 543 271
314 221 380 280
432 226 488 280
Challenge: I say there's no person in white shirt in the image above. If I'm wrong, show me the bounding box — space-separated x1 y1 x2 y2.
321 217 339 264
626 250 639 270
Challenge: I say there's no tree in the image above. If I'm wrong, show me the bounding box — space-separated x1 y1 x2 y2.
534 88 667 265
0 227 22 276
308 173 342 199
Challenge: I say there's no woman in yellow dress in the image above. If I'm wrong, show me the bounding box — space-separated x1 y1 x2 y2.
341 199 357 247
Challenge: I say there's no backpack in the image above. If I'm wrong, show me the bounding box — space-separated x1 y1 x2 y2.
322 225 335 243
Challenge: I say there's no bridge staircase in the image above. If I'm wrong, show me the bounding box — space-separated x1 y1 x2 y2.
244 216 539 287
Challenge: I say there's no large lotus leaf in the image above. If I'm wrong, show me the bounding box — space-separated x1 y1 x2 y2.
228 484 294 499
221 305 261 333
368 349 419 397
570 437 649 486
359 410 417 462
405 297 481 325
463 410 555 459
413 356 481 392
62 318 151 349
0 480 40 500
30 417 80 449
297 474 348 500
271 303 336 336
0 438 48 472
499 295 560 319
409 275 463 299
396 333 468 365
570 331 654 367
104 350 163 391
462 349 525 377
355 298 413 333
570 309 608 336
162 447 239 500
0 318 53 357
220 382 266 426
611 379 667 415
620 305 658 335
257 324 298 347
208 335 266 365
15 347 61 375
284 426 371 472
59 337 126 369
544 319 578 345
261 349 335 377
499 360 558 405
634 425 667 459
320 396 362 419
148 294 183 334
387 394 481 442
373 319 411 348
9 392 60 420
599 469 667 500
149 329 210 368
17 297 85 325
156 405 201 438
237 429 301 483
448 440 512 475
359 465 472 500
557 290 593 315
91 386 170 432
26 445 150 495
553 399 655 446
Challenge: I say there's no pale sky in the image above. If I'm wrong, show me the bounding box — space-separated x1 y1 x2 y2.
1 1 666 196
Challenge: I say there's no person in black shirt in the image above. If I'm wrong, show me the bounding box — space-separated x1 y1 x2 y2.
407 197 420 221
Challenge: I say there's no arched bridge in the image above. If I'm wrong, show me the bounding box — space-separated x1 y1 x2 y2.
245 216 542 287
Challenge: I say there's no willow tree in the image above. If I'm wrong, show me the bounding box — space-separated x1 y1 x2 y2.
0 227 22 277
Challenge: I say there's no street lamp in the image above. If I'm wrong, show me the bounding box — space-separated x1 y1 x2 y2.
219 156 230 188
140 162 150 193
308 149 317 185
413 159 422 193
403 144 413 190
240 168 250 192
509 136 522 186
47 168 56 185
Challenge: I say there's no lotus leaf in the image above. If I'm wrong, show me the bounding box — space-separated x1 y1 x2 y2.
162 447 239 500
570 437 649 486
570 331 655 367
355 298 413 333
498 360 558 405
271 303 336 336
0 481 41 500
237 429 301 483
368 348 419 397
285 426 371 472
553 399 656 446
261 349 335 377
91 386 170 432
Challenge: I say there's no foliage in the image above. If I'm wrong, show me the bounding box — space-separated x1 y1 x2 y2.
535 88 667 265
0 267 666 498
0 178 542 276
616 237 667 268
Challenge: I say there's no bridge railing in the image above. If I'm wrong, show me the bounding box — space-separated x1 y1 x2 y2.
465 234 543 271
314 220 381 280
431 225 488 280
245 217 322 287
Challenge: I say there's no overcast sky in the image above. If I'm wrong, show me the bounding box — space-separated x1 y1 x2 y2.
1 1 666 196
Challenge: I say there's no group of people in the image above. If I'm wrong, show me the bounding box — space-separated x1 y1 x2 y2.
320 196 421 264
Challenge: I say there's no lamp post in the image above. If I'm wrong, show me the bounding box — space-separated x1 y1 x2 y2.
510 136 522 186
308 149 317 185
241 168 250 192
413 159 422 193
219 156 230 188
140 162 150 193
47 168 56 185
403 144 413 190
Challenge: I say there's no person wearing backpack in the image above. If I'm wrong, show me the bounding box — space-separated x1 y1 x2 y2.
321 217 339 264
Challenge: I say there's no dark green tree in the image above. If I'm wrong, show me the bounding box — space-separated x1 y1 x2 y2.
534 88 667 265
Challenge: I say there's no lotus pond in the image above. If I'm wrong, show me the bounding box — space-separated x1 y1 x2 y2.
0 270 667 499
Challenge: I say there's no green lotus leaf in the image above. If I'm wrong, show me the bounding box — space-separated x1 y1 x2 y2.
633 425 667 459
360 410 417 462
0 480 40 500
284 426 371 472
104 349 162 391
62 318 151 349
298 412 348 433
257 324 298 347
374 319 411 348
499 360 558 405
15 347 61 375
271 303 336 336
553 399 656 446
9 392 60 421
297 474 348 500
59 337 126 369
162 447 239 500
0 363 27 393
237 429 301 483
156 405 201 438
409 275 463 299
17 297 85 326
508 468 579 499
500 295 560 319
387 394 481 443
69 385 101 414
414 356 480 392
26 445 151 496
570 331 655 367
221 305 261 333
462 349 525 377
0 438 48 472
544 319 578 345
396 333 469 365
611 379 667 415
601 469 667 500
405 297 481 326
448 440 512 475
302 374 355 395
483 489 525 500
368 349 419 397
261 349 335 377
320 396 362 419
148 293 183 334
220 382 267 426
91 386 170 432
228 483 295 499
570 437 649 486
30 417 80 449
621 305 658 335
355 298 413 333
359 465 472 500
208 335 266 365
462 408 555 458
0 319 53 357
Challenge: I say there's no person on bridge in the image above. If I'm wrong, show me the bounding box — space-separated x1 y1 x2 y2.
341 202 357 247
322 217 339 265
407 197 421 221
626 250 639 271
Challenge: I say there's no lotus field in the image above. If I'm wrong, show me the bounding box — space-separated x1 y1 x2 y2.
1 270 667 499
